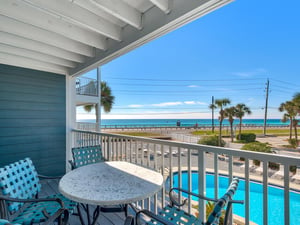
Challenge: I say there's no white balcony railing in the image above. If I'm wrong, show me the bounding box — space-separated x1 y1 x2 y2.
72 129 300 225
76 77 98 96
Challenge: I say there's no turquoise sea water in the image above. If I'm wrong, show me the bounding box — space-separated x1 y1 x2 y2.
79 118 289 128
173 173 300 225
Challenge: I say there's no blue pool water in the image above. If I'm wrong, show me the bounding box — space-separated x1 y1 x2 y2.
173 173 300 225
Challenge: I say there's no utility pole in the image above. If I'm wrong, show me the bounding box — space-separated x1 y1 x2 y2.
212 96 215 133
263 79 269 136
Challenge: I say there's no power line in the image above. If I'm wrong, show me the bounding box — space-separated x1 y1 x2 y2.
104 76 266 82
270 78 300 88
107 82 264 87
114 88 263 93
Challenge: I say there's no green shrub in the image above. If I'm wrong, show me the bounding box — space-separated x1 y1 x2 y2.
236 133 256 143
198 135 226 147
290 165 297 173
269 162 279 170
288 138 298 149
253 159 260 166
241 142 272 153
241 142 272 166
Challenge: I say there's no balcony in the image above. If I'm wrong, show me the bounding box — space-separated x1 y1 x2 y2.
70 129 300 225
76 77 98 97
76 76 100 106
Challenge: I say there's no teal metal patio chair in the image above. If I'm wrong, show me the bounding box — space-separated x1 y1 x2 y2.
0 207 68 225
0 158 76 225
136 177 243 225
69 145 128 216
69 145 104 170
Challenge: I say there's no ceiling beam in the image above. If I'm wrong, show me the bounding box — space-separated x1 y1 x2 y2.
1 0 107 50
0 52 68 75
149 0 170 14
0 32 86 63
25 0 122 41
69 0 234 76
0 44 77 68
0 15 94 57
90 0 142 29
72 0 126 27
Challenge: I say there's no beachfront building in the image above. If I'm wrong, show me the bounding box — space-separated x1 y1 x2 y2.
0 1 299 225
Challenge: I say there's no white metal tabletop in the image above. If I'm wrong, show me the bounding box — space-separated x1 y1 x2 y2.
59 161 163 206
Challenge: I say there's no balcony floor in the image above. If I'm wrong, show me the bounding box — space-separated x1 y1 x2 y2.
40 179 127 225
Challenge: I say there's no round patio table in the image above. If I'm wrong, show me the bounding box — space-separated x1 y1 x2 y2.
59 161 164 225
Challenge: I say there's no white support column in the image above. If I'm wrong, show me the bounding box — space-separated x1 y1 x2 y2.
96 67 101 132
66 75 76 172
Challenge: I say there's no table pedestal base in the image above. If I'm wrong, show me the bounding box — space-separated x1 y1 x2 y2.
78 204 101 225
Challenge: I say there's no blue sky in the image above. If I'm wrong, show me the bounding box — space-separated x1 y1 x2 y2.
78 0 300 120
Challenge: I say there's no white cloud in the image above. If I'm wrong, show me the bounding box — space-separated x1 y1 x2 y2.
232 68 267 77
184 101 196 105
183 101 207 105
187 85 199 88
196 101 207 105
152 101 183 107
128 104 144 108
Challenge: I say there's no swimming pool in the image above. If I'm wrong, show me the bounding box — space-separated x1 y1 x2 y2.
172 172 300 225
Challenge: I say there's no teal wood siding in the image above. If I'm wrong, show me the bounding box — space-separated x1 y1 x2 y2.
0 64 66 176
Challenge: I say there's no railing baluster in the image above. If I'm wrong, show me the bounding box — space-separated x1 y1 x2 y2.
214 153 219 199
169 146 173 191
178 147 182 204
147 143 150 167
187 148 192 214
263 161 268 225
198 149 206 221
245 158 250 225
154 144 157 170
161 144 165 208
284 164 290 225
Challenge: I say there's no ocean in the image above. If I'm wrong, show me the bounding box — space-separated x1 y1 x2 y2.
78 118 289 128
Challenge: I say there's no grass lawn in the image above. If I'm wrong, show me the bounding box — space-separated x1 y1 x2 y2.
191 128 295 136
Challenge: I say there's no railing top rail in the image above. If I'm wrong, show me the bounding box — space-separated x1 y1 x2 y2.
72 129 300 165
76 76 97 81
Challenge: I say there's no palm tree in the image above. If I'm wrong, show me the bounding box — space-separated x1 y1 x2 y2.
235 104 251 140
209 102 217 133
293 93 300 143
293 92 300 113
215 98 231 146
84 81 115 123
224 106 237 142
279 100 298 142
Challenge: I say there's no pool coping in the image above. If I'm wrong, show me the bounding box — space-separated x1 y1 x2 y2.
166 167 300 192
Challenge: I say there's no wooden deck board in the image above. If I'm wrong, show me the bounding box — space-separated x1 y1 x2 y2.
39 179 127 225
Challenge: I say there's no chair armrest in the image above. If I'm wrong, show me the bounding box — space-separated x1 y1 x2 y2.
124 215 134 225
68 160 75 170
38 174 63 179
169 187 217 207
0 195 64 208
136 209 174 225
43 208 69 225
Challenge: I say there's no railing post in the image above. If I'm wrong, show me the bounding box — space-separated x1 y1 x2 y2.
198 150 206 221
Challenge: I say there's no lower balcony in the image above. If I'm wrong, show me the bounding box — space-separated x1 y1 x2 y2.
70 130 300 225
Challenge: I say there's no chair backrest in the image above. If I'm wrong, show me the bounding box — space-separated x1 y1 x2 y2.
0 219 21 225
0 158 41 213
71 145 104 169
206 177 239 225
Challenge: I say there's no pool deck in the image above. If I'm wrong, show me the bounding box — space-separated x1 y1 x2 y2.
169 166 300 191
